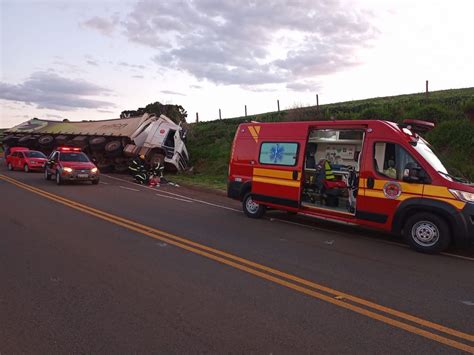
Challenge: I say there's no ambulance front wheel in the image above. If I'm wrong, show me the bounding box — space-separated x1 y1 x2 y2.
243 193 266 218
403 212 451 254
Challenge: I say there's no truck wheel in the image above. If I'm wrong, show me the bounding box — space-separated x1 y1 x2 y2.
149 152 165 166
403 213 451 254
38 135 54 148
45 169 51 180
243 193 266 218
105 140 122 157
71 136 89 149
18 135 36 148
56 172 63 185
24 164 30 173
89 137 107 151
92 179 99 185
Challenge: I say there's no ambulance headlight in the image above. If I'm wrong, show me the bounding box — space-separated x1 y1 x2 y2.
449 189 474 203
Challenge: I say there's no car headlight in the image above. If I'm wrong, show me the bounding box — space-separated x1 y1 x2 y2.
63 167 73 173
91 167 98 173
449 189 474 203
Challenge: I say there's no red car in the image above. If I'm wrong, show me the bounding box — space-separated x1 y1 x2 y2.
44 147 100 185
6 148 48 172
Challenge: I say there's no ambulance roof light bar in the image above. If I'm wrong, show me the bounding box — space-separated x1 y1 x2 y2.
399 119 435 134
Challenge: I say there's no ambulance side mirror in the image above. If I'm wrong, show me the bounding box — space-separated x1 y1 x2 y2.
403 163 430 184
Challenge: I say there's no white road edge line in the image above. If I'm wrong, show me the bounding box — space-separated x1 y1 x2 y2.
119 185 140 192
103 174 240 212
156 193 193 203
100 181 109 185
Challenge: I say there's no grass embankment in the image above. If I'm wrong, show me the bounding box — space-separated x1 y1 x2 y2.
179 88 474 189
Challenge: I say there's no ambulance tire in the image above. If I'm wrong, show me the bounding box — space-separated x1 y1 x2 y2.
243 193 266 219
403 212 451 254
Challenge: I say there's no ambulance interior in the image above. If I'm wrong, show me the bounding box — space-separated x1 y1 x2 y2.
301 129 364 214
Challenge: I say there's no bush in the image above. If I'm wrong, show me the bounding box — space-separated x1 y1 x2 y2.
404 103 464 123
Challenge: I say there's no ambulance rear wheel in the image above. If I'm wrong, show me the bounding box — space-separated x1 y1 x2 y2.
403 212 451 254
243 193 266 218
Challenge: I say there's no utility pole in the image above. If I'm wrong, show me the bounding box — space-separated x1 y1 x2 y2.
425 80 429 98
219 108 222 120
195 112 199 123
277 100 280 112
245 105 247 117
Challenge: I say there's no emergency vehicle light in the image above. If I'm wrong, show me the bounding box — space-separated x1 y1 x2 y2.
58 146 81 152
400 119 435 134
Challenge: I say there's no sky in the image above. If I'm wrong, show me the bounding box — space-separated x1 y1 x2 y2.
1 0 473 128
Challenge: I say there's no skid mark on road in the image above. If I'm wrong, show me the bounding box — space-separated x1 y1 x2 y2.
2 174 474 353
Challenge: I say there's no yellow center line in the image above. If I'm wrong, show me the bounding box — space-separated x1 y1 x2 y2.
1 174 473 353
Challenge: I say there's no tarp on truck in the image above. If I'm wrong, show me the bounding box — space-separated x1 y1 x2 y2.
5 115 153 137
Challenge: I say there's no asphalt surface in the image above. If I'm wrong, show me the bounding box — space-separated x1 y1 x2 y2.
1 164 473 353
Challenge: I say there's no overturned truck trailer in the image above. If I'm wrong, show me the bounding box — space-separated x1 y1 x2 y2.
3 114 189 172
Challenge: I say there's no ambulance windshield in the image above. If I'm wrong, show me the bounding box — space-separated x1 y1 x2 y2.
413 139 448 174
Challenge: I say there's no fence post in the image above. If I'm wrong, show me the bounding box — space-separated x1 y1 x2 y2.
277 100 280 112
219 108 222 120
195 112 199 123
245 105 247 117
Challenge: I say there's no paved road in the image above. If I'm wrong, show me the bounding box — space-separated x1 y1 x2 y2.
1 165 473 353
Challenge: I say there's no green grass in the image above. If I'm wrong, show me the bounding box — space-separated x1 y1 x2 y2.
185 87 474 189
168 173 227 191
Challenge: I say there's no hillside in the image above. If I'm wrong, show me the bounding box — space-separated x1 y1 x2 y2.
183 88 474 188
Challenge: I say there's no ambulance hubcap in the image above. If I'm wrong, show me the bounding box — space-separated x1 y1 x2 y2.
246 196 259 214
412 221 439 247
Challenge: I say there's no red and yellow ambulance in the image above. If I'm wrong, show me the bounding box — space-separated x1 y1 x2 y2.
227 119 474 253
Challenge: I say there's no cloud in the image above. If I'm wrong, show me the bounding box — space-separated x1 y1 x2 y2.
160 90 186 96
116 0 376 91
118 62 145 70
82 16 116 36
86 60 98 66
132 75 144 79
0 71 115 111
286 80 322 92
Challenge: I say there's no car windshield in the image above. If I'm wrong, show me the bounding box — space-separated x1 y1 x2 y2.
25 151 46 158
59 152 90 162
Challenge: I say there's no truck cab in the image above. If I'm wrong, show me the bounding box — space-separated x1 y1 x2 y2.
126 115 189 171
228 119 474 253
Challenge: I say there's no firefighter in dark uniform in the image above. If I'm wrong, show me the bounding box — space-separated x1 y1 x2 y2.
129 154 148 184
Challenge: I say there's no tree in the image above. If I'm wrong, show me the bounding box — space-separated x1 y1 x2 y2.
121 102 187 124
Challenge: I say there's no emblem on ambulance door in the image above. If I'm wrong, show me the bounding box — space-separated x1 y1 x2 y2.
383 181 402 199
